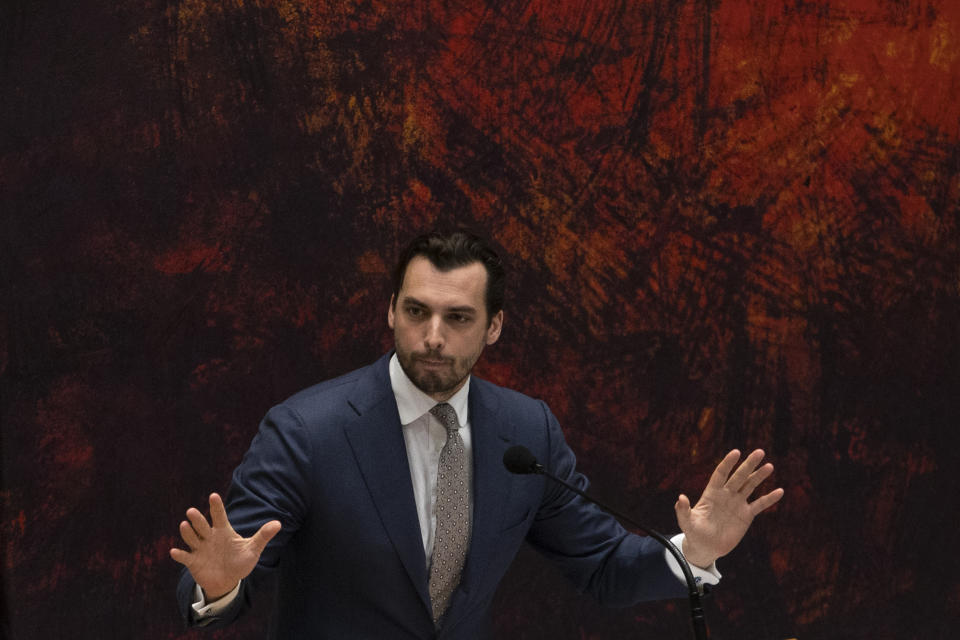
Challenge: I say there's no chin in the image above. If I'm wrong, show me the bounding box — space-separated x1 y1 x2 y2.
415 371 467 397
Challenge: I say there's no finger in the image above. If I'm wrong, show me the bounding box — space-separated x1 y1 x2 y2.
725 449 766 492
706 450 741 490
179 520 202 550
169 547 192 566
186 507 212 539
748 487 785 516
674 494 692 532
249 520 282 554
739 462 775 496
209 493 231 530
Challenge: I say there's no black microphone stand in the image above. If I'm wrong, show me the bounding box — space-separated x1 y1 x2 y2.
513 454 709 640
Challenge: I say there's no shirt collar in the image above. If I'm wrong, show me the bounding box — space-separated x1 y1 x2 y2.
389 352 470 427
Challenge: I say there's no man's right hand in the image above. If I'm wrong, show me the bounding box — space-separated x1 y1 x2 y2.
170 493 282 601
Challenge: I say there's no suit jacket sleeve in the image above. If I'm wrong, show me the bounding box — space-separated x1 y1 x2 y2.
524 400 688 606
177 403 314 629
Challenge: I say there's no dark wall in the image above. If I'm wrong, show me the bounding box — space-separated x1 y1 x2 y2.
3 1 959 638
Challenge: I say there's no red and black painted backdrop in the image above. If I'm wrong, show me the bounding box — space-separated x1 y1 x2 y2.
2 1 959 638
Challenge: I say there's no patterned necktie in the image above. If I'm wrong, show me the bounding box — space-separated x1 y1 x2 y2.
428 402 470 626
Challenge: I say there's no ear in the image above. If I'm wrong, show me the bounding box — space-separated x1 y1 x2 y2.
388 294 396 329
485 310 503 345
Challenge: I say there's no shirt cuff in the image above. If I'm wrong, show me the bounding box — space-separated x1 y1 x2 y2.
663 533 721 588
191 580 242 618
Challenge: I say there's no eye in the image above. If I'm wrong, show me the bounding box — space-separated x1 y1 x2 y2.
448 313 471 324
406 306 425 319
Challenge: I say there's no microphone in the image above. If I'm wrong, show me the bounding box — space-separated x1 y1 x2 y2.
502 445 543 475
502 445 709 640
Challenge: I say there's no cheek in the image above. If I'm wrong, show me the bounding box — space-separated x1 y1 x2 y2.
395 324 415 343
469 330 490 356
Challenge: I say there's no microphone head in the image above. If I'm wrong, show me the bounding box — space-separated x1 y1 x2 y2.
503 445 540 475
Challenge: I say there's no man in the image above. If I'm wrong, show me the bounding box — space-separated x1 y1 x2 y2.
171 231 783 638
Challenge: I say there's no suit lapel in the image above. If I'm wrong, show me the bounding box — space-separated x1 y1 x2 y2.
342 355 431 612
449 379 512 611
340 356 516 626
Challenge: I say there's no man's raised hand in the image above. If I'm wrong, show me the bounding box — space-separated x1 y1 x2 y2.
169 493 281 601
674 449 784 569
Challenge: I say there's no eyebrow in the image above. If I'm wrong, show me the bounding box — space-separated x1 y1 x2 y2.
402 296 478 315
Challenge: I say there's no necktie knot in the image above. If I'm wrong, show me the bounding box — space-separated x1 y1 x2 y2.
430 403 459 434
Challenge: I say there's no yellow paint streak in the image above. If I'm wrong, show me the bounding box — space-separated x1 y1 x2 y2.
276 0 299 23
930 19 958 70
402 99 425 153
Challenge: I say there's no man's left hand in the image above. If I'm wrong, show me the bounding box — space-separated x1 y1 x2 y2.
675 449 784 569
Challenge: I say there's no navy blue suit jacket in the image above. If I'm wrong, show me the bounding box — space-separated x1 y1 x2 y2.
177 352 685 638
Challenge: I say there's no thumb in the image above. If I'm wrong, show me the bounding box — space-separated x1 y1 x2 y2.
675 494 692 532
249 520 282 554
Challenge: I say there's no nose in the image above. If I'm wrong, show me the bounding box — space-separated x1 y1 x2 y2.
424 315 445 351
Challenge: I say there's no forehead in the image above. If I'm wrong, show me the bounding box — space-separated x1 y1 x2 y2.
398 256 488 309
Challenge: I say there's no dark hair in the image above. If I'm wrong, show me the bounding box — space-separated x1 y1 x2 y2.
392 231 506 321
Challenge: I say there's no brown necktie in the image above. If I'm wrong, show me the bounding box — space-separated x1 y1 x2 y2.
428 402 470 626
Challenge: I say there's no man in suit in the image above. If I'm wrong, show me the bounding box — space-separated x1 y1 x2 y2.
171 231 783 638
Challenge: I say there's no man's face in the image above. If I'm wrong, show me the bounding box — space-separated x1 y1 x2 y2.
388 256 503 402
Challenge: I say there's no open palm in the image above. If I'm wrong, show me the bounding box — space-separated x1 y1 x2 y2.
675 449 784 568
170 493 281 600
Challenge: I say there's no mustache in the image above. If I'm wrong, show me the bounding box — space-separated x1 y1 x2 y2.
412 351 454 363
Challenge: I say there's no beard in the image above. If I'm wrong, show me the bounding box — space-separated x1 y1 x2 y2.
395 349 474 398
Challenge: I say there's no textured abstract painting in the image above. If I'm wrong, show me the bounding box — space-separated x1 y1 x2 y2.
2 1 959 638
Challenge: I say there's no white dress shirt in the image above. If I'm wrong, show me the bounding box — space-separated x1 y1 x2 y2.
192 355 719 617
390 353 473 564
